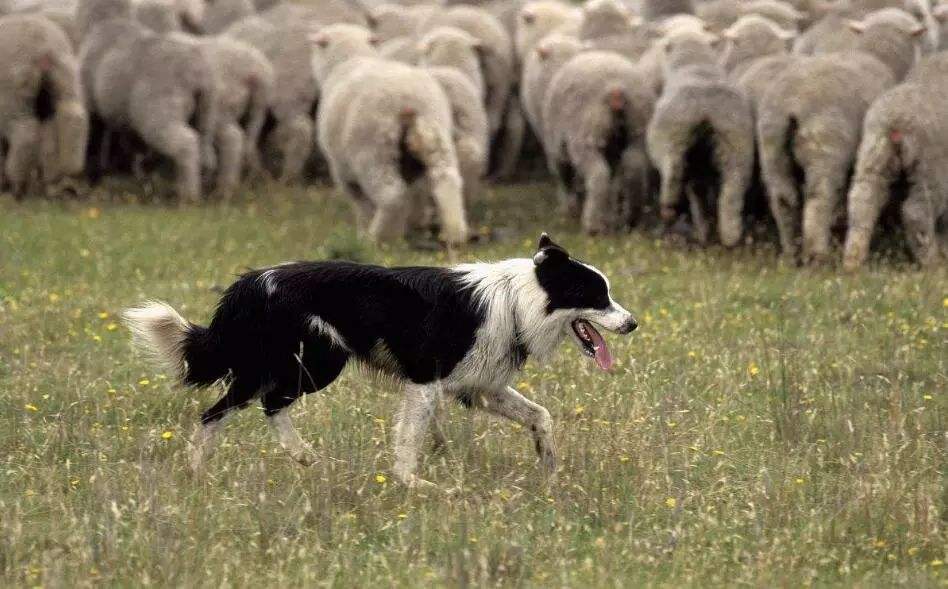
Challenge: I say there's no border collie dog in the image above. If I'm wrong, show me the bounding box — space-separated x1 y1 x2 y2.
123 233 637 485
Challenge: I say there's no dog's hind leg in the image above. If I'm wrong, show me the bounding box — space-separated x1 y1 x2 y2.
478 386 556 480
261 342 348 466
392 383 440 487
265 407 317 466
430 394 448 452
190 378 262 473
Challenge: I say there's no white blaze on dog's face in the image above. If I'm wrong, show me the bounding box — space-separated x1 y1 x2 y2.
532 233 637 371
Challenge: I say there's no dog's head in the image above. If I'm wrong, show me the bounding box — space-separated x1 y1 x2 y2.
532 233 637 371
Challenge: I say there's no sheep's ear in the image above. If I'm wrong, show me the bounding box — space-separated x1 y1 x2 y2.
936 6 948 23
846 19 866 34
368 35 380 47
910 24 928 37
721 26 738 41
521 9 536 25
536 45 551 60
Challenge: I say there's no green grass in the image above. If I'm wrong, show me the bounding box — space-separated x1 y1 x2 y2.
0 182 945 588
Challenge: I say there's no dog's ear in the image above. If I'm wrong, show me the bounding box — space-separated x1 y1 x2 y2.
533 232 570 266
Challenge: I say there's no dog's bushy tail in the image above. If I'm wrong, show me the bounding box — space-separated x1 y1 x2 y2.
122 301 227 387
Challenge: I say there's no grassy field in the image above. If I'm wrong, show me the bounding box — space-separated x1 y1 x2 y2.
1 181 945 588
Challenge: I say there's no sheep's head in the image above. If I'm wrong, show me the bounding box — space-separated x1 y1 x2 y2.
720 14 796 72
580 0 643 39
366 3 430 43
846 8 927 78
660 29 721 73
515 1 580 58
417 26 486 93
309 24 379 85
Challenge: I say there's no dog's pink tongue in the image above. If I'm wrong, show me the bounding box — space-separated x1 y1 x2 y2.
585 323 614 371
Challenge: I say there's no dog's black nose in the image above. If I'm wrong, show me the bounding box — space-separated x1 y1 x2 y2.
621 317 638 334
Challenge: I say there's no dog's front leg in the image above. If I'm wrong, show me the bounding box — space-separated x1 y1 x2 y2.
481 386 557 480
392 383 439 487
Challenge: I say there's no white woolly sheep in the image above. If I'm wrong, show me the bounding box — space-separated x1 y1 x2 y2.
312 24 469 245
0 13 88 196
647 29 755 246
93 27 220 201
543 51 655 234
226 16 318 183
843 52 948 269
757 8 926 262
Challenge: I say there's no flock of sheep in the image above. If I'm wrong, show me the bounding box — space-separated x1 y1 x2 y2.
1 0 946 268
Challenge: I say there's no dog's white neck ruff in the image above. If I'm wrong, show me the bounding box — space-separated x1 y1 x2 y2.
452 259 569 388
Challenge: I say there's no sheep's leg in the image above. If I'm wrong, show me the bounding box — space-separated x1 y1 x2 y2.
686 184 711 245
427 166 468 246
619 146 650 228
39 122 59 185
802 170 845 264
143 122 202 203
215 122 244 201
575 147 612 235
759 150 800 259
658 153 685 223
358 163 411 242
843 176 888 271
55 99 88 178
276 115 312 183
492 99 525 180
456 138 485 203
717 171 748 247
5 117 40 199
901 185 938 267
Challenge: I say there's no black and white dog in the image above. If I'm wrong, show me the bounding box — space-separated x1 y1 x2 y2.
123 234 637 485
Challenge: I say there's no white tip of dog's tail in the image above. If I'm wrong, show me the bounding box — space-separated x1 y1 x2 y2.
122 301 190 381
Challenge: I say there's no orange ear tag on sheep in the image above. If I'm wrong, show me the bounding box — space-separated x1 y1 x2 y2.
889 129 903 144
36 54 52 71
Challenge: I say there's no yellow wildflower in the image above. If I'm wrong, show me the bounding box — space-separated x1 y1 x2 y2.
748 362 760 376
665 497 677 508
98 311 109 319
106 323 118 331
375 474 387 484
161 431 173 440
139 379 150 386
931 560 943 568
24 403 39 412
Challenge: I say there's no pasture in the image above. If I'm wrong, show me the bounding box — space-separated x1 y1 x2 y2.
1 182 945 587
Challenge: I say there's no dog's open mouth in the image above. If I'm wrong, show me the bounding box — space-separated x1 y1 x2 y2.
571 319 614 371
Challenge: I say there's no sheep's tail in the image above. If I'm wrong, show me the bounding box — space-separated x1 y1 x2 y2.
400 106 469 245
122 301 228 387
